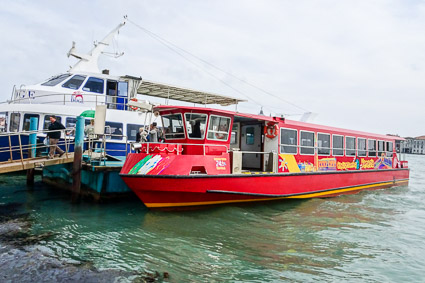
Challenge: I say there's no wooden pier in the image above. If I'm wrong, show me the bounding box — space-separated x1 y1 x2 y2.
0 153 75 174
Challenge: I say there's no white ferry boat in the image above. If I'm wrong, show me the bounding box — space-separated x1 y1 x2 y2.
0 20 235 162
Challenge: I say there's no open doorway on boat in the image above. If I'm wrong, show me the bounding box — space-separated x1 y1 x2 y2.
240 123 262 170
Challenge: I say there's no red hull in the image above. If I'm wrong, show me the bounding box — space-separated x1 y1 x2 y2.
121 168 409 208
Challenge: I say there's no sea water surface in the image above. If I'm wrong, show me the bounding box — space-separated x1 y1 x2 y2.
0 155 424 282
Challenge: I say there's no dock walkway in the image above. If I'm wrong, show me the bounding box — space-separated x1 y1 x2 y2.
0 153 75 174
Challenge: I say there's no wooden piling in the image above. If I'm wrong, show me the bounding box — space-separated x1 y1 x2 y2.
72 116 84 202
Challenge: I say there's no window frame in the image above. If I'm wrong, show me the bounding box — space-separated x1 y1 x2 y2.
184 112 208 140
206 114 231 142
280 127 298 154
358 137 367 157
386 141 394 157
300 130 315 155
317 132 331 156
9 113 21 132
23 113 40 131
127 123 144 142
162 113 186 140
105 121 123 140
62 75 87 90
332 134 344 156
377 140 385 157
82 77 105 94
368 139 377 157
345 136 356 156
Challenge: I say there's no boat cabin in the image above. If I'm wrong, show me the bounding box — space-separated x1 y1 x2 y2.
133 105 406 175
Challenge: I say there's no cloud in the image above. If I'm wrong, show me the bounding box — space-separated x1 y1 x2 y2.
1 0 424 136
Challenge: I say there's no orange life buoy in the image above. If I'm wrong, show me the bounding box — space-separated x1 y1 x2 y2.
264 122 278 139
129 98 138 110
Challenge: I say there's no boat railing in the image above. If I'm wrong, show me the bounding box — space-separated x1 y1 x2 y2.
0 128 75 165
6 92 134 111
131 142 229 156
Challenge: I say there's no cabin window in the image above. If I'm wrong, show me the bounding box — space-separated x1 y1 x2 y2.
43 115 62 130
378 140 385 156
332 135 344 156
162 114 185 139
300 131 314 154
368 139 376 157
345 137 356 156
127 123 144 142
280 128 297 154
184 113 207 139
62 75 86 90
386 141 393 157
83 77 104 94
318 133 330 155
9 113 20 132
105 121 123 140
246 127 255 145
41 74 71 86
358 138 367 157
0 112 6 133
230 123 239 145
207 115 231 141
23 114 40 131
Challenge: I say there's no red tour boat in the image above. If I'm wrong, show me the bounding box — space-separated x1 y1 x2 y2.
120 87 409 209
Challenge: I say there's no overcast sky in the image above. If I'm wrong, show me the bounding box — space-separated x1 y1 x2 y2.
1 0 424 137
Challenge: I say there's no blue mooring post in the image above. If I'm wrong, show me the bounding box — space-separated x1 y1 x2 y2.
26 117 38 186
72 116 84 202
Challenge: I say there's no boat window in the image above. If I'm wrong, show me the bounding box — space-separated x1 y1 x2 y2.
387 141 393 157
9 113 20 132
245 127 255 145
23 114 40 131
207 115 231 141
300 131 314 154
358 138 367 157
0 112 6 133
43 115 62 130
83 77 104 94
332 135 344 156
62 75 86 90
280 128 297 154
184 113 207 139
162 114 185 139
105 121 123 140
378 140 385 156
127 123 144 142
368 139 377 157
345 137 356 156
230 123 239 145
41 74 71 86
318 133 330 155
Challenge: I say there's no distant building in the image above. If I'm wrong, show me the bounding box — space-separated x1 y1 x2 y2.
402 136 425 154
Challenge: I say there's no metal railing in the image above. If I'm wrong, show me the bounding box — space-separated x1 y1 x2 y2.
0 128 74 165
5 92 134 111
131 142 229 156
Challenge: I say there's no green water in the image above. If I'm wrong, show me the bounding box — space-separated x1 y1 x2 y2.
1 154 424 282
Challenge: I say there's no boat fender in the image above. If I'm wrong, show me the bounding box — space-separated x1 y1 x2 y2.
264 122 278 139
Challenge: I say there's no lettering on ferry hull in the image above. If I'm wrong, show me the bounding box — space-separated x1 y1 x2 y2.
214 157 227 170
337 159 360 170
71 92 84 103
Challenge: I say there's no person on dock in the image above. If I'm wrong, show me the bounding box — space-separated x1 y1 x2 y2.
47 115 65 159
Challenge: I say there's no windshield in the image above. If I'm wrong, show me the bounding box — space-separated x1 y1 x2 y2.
41 74 72 86
162 114 185 139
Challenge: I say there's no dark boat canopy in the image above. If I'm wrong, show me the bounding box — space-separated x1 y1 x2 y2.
137 80 246 106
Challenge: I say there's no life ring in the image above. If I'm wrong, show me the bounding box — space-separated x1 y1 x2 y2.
129 98 138 110
264 122 278 139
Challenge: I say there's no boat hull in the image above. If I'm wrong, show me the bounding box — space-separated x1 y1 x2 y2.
120 168 409 208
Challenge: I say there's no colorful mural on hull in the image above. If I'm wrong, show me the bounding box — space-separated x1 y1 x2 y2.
129 155 173 175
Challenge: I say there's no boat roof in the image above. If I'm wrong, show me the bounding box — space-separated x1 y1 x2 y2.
137 80 246 106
